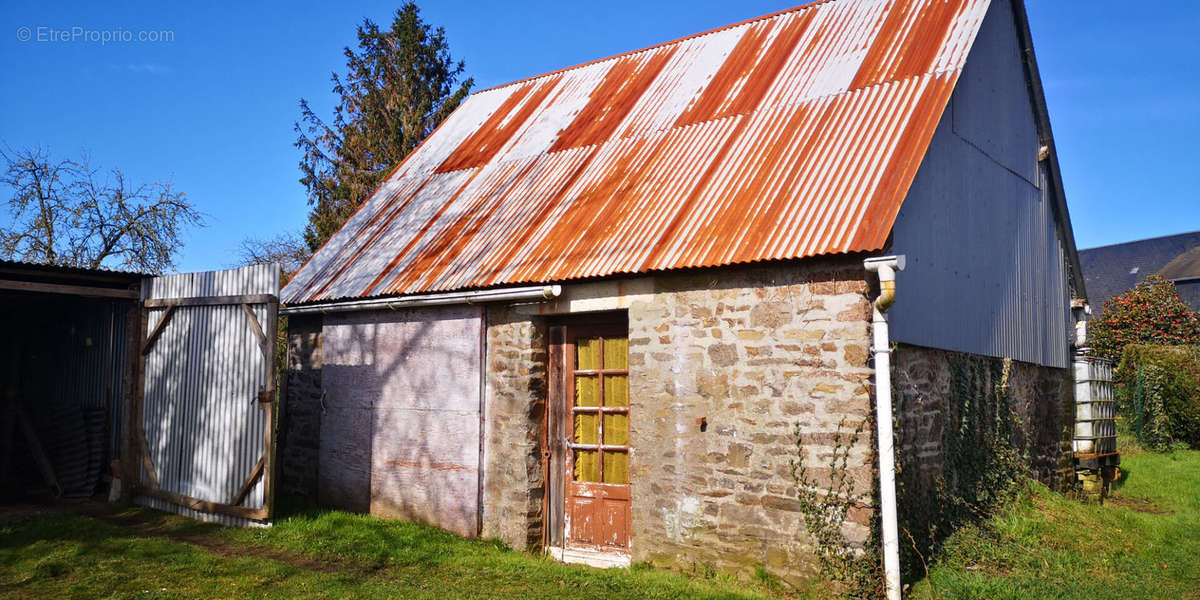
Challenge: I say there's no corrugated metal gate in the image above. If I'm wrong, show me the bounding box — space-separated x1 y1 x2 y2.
130 264 280 525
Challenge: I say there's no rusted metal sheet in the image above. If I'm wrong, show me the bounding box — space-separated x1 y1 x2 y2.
318 305 484 537
283 0 993 305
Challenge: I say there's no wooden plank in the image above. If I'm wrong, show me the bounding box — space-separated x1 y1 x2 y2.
144 293 276 308
140 305 177 356
15 404 61 497
261 297 279 520
121 301 143 499
136 485 267 521
230 455 265 507
0 401 13 487
136 422 160 489
240 303 269 359
0 278 138 299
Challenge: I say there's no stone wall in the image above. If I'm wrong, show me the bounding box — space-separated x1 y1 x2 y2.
480 307 548 550
486 257 876 585
279 315 322 499
891 344 1073 489
625 260 875 586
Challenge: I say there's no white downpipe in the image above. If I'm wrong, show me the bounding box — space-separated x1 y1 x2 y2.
864 255 905 600
279 284 561 315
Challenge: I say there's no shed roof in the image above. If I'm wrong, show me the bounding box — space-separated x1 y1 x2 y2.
283 0 994 305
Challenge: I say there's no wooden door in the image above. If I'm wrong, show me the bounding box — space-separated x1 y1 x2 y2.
562 323 630 552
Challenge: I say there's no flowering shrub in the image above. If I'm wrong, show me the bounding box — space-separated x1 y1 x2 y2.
1090 275 1200 361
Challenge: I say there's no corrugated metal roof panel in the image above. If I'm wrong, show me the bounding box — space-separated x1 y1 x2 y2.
283 0 992 304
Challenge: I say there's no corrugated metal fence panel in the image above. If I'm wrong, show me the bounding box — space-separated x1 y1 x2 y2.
137 264 279 526
282 0 995 305
888 0 1070 368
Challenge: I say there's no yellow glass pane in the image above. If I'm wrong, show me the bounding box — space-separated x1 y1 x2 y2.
603 451 629 484
575 374 599 407
603 374 628 407
603 336 628 369
574 412 598 445
574 450 599 482
576 337 601 370
603 413 628 446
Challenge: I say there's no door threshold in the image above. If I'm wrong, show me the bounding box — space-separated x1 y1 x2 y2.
547 545 631 569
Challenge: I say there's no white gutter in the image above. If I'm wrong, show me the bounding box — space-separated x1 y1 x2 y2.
279 284 562 315
864 255 905 600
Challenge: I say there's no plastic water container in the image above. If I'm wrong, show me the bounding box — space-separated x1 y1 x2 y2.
1072 356 1117 456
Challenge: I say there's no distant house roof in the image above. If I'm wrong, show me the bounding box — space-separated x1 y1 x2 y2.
283 0 996 305
1079 230 1200 313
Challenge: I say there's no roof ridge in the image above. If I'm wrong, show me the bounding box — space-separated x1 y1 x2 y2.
1081 229 1200 252
472 0 835 95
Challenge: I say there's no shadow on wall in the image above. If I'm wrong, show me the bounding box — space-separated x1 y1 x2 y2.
317 306 483 539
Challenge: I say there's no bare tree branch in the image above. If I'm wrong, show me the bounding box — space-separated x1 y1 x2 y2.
0 146 204 273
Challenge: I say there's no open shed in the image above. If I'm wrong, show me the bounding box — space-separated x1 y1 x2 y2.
1 261 282 526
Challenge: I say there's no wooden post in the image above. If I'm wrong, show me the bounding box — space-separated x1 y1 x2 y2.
122 296 147 499
261 297 279 519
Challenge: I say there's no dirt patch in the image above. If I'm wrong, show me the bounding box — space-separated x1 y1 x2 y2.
1107 495 1174 515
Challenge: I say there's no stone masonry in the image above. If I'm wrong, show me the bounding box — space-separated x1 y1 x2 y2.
891 345 1073 489
481 307 548 550
279 256 1073 588
279 315 322 499
484 257 877 586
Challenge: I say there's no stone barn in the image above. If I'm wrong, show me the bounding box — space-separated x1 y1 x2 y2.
278 0 1085 586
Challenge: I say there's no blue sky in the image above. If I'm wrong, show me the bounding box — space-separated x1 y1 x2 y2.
1 1 1197 273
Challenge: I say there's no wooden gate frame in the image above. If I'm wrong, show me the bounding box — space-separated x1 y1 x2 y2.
122 292 279 521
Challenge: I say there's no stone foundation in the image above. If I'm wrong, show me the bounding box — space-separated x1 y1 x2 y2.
891 344 1073 489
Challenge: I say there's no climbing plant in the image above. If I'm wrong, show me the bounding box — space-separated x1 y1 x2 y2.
894 355 1027 581
791 419 881 599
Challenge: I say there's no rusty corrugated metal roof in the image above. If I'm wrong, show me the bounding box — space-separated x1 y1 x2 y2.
283 0 992 304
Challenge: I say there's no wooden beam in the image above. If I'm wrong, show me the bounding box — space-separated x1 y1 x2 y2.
261 297 279 520
15 404 61 497
121 302 144 500
0 278 138 299
135 485 267 521
144 293 277 308
230 455 265 507
240 303 269 358
141 305 178 356
136 423 159 489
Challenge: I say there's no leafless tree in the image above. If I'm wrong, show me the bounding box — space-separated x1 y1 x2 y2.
234 231 311 282
0 146 203 273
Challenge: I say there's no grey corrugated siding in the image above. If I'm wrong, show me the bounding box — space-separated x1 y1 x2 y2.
135 264 279 526
888 0 1071 369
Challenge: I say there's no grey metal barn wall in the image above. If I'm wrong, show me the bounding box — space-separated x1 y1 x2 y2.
888 0 1071 369
137 264 279 526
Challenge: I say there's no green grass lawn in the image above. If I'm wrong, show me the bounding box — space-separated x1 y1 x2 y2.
0 502 783 600
911 447 1200 599
1 448 1197 599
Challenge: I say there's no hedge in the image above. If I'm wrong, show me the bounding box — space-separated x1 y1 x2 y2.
1115 344 1200 451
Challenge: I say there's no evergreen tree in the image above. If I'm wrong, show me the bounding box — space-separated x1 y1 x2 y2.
295 2 472 251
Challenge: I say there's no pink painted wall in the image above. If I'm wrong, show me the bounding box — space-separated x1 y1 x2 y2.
319 305 483 537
